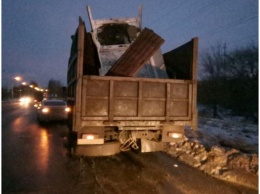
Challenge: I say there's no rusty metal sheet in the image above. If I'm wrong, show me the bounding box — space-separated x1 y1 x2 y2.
163 37 198 80
106 28 165 77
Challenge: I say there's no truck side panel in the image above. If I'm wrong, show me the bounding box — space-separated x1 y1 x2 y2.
164 37 198 129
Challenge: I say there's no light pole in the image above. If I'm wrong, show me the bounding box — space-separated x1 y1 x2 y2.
12 76 22 98
11 83 14 99
22 82 27 96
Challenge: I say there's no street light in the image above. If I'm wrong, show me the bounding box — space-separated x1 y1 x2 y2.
14 76 22 82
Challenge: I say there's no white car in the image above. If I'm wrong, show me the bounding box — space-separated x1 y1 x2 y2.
37 99 70 123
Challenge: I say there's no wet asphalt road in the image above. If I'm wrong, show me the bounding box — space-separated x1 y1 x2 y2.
2 100 258 194
2 100 74 193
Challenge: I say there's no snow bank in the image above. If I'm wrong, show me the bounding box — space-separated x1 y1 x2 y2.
166 116 258 190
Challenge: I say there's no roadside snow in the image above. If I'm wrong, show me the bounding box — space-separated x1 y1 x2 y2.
188 117 258 154
166 115 258 190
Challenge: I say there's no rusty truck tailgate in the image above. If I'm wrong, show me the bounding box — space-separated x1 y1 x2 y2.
81 76 194 123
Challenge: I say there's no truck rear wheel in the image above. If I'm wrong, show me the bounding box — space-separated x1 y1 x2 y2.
75 141 120 157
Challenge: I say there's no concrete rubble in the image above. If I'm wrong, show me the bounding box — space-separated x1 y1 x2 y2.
166 138 258 190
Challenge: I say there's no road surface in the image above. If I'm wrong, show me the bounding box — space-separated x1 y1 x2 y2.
2 100 257 193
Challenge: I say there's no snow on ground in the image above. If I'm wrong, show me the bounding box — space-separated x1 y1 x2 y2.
192 105 258 153
166 107 258 190
188 117 258 154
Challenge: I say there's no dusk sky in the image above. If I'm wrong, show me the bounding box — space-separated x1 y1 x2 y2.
2 0 258 88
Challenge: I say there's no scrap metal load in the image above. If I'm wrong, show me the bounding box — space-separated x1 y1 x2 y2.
106 28 164 77
87 5 169 78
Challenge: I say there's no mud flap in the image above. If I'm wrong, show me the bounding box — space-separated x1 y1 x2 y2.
141 138 166 153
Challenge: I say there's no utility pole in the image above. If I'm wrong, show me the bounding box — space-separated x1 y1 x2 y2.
11 83 14 99
223 43 227 65
223 43 227 56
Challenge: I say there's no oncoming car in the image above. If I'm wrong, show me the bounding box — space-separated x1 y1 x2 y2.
19 96 32 106
37 99 70 123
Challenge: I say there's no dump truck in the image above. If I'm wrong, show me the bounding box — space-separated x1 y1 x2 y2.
67 6 198 156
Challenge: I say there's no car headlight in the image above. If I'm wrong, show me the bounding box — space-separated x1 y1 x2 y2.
65 107 71 112
19 97 32 105
42 108 49 113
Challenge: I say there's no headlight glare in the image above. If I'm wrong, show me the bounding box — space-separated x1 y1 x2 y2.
65 107 71 112
42 108 49 113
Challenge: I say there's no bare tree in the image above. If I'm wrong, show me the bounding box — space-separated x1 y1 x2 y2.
225 44 258 119
198 44 258 121
200 44 228 80
47 79 64 98
199 43 227 118
227 45 258 79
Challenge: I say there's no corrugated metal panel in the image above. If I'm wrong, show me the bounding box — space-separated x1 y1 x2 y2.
106 27 165 77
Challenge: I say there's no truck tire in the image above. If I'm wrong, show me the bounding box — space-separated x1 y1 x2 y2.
75 141 121 157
